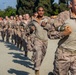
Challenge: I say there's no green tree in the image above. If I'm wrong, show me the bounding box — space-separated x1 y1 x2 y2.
16 0 36 15
58 0 69 12
59 3 68 12
4 6 16 17
59 0 66 4
0 10 5 17
59 0 70 6
52 3 59 15
0 6 16 17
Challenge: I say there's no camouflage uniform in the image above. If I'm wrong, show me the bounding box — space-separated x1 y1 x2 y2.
21 19 31 56
14 26 18 45
19 25 26 50
0 20 3 33
21 29 28 56
27 16 51 70
14 20 22 47
5 19 16 42
16 26 22 48
53 10 76 75
48 10 70 39
1 19 9 41
47 18 59 39
10 22 17 44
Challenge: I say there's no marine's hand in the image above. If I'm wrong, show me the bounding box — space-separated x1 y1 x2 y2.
62 25 72 36
41 21 47 27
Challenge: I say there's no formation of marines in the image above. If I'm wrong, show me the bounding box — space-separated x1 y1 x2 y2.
0 6 58 75
0 14 31 56
0 0 76 75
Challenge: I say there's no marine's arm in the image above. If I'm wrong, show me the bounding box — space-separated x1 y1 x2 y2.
48 11 70 39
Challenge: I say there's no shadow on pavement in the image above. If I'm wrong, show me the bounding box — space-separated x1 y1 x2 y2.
4 42 21 51
13 59 34 70
8 69 29 75
8 52 31 60
48 72 54 75
0 39 4 42
8 52 34 70
0 38 34 73
0 39 21 51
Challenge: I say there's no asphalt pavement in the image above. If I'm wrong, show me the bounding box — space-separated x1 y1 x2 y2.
0 37 59 75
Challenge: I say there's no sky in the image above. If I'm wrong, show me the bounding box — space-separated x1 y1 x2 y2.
54 0 58 3
0 0 17 10
0 0 58 10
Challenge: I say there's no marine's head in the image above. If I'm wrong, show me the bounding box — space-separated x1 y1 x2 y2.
70 0 76 13
37 6 45 17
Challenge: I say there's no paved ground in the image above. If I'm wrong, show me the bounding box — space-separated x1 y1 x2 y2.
0 36 59 75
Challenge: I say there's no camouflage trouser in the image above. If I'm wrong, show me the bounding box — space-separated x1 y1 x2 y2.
1 30 5 41
22 39 28 56
14 34 17 45
11 34 14 43
32 38 48 70
53 46 76 75
6 30 10 42
16 35 21 48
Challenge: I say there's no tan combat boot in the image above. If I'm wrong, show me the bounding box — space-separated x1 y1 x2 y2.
35 70 39 75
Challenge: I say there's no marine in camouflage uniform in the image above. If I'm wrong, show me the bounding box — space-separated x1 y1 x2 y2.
21 26 28 56
53 0 76 75
1 17 9 41
14 16 23 47
27 6 51 75
16 25 22 48
20 14 31 56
